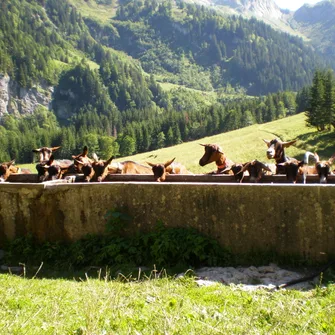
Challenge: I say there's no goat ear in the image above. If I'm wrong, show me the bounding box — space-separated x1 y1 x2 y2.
105 156 114 166
262 163 272 172
92 153 99 162
199 143 206 147
7 159 15 167
314 152 320 163
240 162 251 173
51 146 61 152
263 139 270 147
328 152 335 165
164 158 176 168
146 162 155 167
282 140 296 148
32 148 42 153
256 161 272 172
74 159 84 167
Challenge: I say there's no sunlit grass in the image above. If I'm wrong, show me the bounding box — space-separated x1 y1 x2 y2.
122 113 335 174
69 0 118 22
0 273 334 334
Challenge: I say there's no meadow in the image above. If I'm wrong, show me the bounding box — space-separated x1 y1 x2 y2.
120 112 335 174
0 271 334 334
22 112 335 174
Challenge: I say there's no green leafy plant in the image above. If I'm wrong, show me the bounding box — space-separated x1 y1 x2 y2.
4 210 233 271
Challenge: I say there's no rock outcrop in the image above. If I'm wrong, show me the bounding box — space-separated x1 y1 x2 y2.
0 73 53 118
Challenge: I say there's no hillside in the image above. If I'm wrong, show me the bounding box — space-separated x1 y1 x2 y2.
0 0 333 164
120 113 335 173
187 0 335 59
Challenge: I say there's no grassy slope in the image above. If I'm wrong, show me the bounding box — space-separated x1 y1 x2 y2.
119 113 335 174
19 113 335 173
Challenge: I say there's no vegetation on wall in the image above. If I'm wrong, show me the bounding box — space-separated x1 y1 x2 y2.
4 210 233 270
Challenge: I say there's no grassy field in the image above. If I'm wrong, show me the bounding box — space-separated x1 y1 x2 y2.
19 113 335 174
0 272 334 334
120 113 335 174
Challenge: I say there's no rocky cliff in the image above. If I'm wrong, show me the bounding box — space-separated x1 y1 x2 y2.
0 73 53 118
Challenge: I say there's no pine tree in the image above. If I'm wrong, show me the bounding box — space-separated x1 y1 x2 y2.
307 70 325 131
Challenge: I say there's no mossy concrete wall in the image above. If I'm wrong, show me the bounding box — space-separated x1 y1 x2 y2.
0 182 334 262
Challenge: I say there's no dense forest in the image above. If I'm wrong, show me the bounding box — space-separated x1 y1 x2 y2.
0 0 333 163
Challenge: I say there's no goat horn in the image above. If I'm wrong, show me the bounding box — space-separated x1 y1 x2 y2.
257 161 272 172
105 156 114 166
164 158 176 168
5 159 15 167
74 159 84 166
239 162 251 174
51 146 61 151
221 166 232 174
263 139 270 146
92 153 99 162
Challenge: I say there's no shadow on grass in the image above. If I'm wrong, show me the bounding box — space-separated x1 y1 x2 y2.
295 130 335 160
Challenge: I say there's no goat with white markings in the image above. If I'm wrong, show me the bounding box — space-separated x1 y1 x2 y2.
314 152 335 184
263 138 297 174
147 158 193 182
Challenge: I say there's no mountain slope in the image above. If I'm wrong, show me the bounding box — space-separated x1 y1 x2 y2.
187 0 335 58
293 0 335 57
121 112 334 173
74 0 330 95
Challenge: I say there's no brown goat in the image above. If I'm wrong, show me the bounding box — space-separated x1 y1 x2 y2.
277 159 305 184
71 146 94 173
108 161 153 174
32 146 61 162
237 160 273 183
314 152 335 184
199 144 234 174
263 138 297 174
36 155 72 182
0 160 20 182
75 154 114 182
147 158 192 182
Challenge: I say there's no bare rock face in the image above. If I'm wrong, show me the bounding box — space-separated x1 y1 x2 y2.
0 73 53 118
215 0 283 19
0 74 10 117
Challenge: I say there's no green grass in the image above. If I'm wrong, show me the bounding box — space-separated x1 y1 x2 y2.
69 0 118 22
120 113 335 174
17 113 335 174
0 273 334 334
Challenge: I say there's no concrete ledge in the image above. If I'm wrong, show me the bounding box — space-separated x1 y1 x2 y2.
7 173 335 183
0 182 334 262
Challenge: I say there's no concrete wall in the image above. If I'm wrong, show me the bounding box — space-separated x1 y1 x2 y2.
0 182 334 262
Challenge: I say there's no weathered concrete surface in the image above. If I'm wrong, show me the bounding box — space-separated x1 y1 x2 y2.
0 182 334 262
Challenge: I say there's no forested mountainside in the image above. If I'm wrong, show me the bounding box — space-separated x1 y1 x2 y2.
84 0 330 95
186 0 335 59
0 0 330 163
